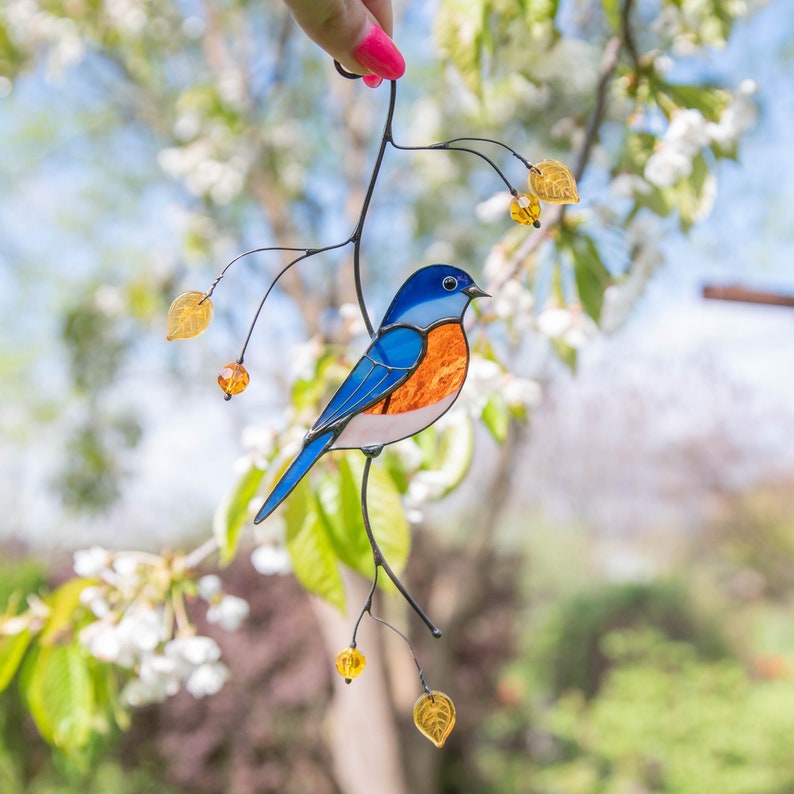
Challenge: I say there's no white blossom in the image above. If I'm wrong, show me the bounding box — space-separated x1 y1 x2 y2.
665 109 709 155
339 303 369 339
112 553 140 581
289 336 323 381
467 356 502 391
94 284 125 317
80 622 125 664
1 615 30 635
602 257 661 334
707 79 758 147
186 662 230 698
644 146 693 188
457 354 503 414
251 544 292 576
406 470 451 504
116 606 164 654
240 425 276 461
73 546 111 578
475 192 512 223
137 653 181 699
483 245 511 282
104 0 148 35
536 307 573 339
563 311 598 349
122 678 161 707
644 109 711 188
79 585 110 618
503 377 542 410
197 574 222 601
206 595 250 631
610 173 652 199
389 437 425 472
492 278 534 330
166 635 222 667
536 307 597 348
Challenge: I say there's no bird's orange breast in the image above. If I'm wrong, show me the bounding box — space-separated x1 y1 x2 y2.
365 322 468 416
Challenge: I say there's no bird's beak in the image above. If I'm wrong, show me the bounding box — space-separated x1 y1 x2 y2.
463 283 490 299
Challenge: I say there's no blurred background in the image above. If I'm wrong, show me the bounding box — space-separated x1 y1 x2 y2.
1 0 794 792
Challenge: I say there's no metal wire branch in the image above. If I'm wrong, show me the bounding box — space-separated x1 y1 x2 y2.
355 456 442 638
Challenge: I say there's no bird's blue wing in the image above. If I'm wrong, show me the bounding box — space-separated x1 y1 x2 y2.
254 429 335 524
311 325 425 435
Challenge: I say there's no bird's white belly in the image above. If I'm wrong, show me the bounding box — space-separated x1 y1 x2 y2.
331 390 461 450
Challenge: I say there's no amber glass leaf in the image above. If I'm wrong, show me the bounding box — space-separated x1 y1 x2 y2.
413 690 456 748
218 362 250 396
529 160 580 204
335 647 366 682
166 291 213 340
509 193 541 227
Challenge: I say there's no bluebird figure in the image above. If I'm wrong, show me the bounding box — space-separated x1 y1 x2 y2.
254 264 488 524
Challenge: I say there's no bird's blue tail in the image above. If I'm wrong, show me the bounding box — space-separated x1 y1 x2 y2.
254 430 335 524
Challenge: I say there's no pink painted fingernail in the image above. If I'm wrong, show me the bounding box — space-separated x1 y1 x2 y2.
353 24 405 81
363 74 383 88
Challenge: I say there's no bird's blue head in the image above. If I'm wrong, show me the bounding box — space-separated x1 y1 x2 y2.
380 264 489 330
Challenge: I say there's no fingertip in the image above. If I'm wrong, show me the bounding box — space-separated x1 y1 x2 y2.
353 23 405 81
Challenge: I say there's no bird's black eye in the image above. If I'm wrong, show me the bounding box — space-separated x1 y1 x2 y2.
442 276 458 291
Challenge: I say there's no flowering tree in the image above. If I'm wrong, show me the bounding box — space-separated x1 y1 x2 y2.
0 0 761 788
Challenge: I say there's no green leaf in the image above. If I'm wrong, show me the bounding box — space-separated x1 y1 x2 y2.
482 393 510 443
0 630 31 693
552 338 578 371
285 477 345 611
664 153 713 232
435 0 488 94
314 456 373 573
349 455 410 579
570 234 612 323
635 184 674 218
41 578 93 645
662 83 730 122
601 0 621 31
291 350 338 412
619 132 656 172
20 644 94 753
420 413 476 497
92 660 128 732
413 424 440 468
214 462 266 566
381 447 412 495
315 454 410 590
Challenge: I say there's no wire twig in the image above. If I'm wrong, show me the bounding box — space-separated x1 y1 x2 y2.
359 457 442 638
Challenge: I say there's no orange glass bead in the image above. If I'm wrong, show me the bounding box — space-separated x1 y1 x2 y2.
218 362 250 398
335 646 366 682
510 192 542 228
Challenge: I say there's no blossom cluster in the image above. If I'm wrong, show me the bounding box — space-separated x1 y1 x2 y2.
644 81 757 191
74 547 249 706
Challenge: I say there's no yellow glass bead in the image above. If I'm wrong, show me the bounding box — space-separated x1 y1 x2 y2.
413 690 456 748
509 193 542 227
166 291 214 340
218 362 250 397
528 159 580 204
335 646 367 682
